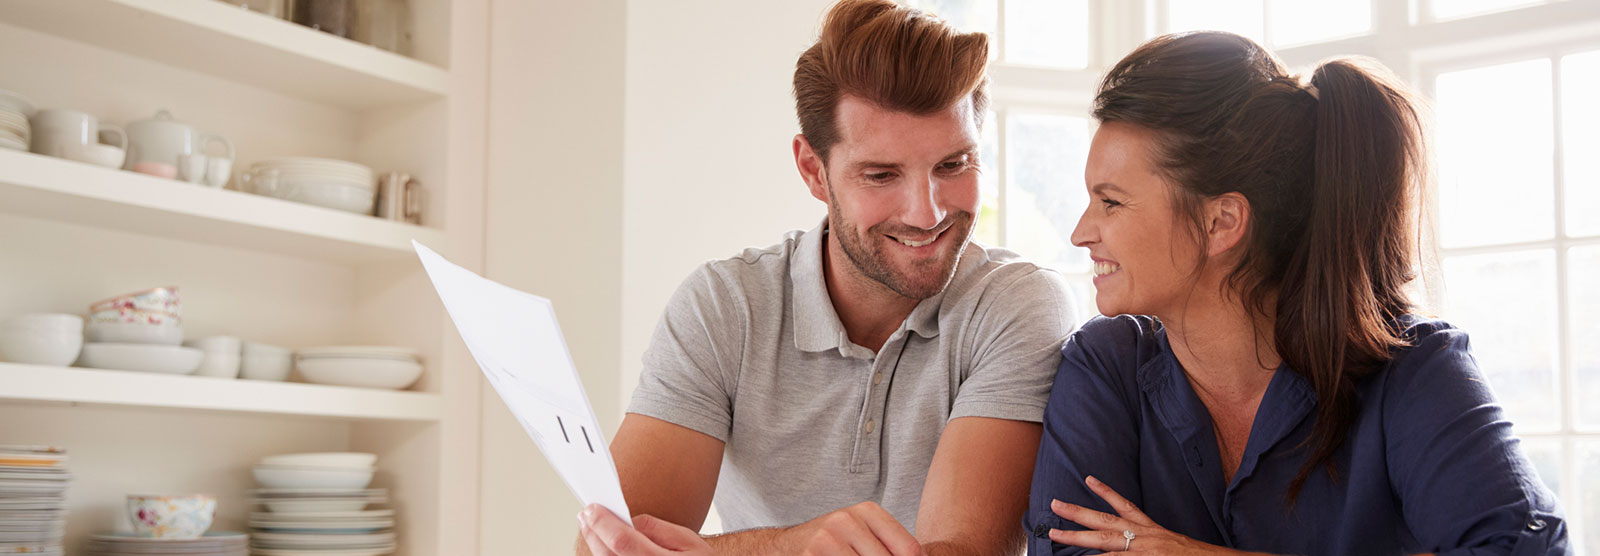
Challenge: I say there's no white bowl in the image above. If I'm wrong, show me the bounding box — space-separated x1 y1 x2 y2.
296 357 422 390
0 316 83 366
78 343 201 374
252 465 375 490
259 452 376 468
274 181 377 214
85 320 182 345
256 498 373 513
297 346 419 361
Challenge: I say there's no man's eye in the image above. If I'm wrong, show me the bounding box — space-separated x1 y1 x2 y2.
868 172 895 182
939 159 970 173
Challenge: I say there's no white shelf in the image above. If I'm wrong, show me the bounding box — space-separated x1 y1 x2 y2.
0 362 443 421
0 148 444 263
0 0 449 110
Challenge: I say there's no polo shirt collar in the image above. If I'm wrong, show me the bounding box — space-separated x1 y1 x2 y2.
790 219 955 354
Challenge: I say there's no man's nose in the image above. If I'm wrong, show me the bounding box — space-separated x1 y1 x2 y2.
902 175 946 230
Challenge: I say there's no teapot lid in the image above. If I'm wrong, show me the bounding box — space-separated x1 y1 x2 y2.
134 109 182 125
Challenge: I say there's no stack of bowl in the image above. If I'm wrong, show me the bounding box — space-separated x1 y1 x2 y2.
79 287 202 375
0 445 70 556
295 347 423 390
0 314 83 367
0 89 31 152
249 453 395 555
243 157 377 215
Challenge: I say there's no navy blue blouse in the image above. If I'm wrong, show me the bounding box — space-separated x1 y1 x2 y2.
1026 315 1568 555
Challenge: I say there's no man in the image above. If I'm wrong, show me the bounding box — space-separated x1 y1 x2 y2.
578 0 1077 554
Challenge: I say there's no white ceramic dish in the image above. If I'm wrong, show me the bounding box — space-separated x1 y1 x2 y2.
272 182 377 214
84 321 182 345
259 453 376 468
254 498 374 513
296 346 418 360
252 465 375 490
249 509 393 521
255 156 372 173
78 343 201 374
0 90 34 116
0 134 27 151
295 358 421 390
0 315 83 367
249 531 394 546
249 546 395 556
247 518 393 530
240 342 292 381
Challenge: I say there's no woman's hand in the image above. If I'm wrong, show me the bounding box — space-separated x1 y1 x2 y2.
1047 476 1265 555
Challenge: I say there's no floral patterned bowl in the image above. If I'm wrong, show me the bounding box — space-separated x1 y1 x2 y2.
90 287 181 318
127 494 215 539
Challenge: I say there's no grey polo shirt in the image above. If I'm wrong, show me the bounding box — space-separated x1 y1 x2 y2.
627 221 1079 533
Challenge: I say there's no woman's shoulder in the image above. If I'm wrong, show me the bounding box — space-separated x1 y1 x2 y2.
1374 314 1489 405
1060 315 1170 379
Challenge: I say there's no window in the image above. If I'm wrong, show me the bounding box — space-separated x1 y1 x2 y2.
909 0 1600 549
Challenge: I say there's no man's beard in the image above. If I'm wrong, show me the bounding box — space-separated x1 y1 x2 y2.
827 184 973 300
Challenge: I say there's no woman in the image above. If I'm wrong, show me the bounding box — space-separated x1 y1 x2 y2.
1026 32 1568 555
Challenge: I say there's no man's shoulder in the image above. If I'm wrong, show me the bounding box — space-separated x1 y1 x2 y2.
945 243 1074 308
668 229 806 311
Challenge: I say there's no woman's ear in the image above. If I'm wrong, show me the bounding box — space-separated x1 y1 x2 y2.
1204 192 1251 257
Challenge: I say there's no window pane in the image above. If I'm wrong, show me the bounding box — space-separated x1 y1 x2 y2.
1165 0 1264 44
1572 246 1600 429
907 0 998 60
1266 0 1371 46
1521 437 1563 496
1004 0 1089 68
1004 113 1090 274
1435 59 1555 248
1442 250 1559 432
975 110 1001 246
1577 440 1600 554
1565 50 1600 238
1430 0 1549 21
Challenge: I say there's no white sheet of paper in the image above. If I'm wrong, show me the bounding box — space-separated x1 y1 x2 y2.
412 241 632 526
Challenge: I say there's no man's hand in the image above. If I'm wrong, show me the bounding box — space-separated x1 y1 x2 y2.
578 504 714 556
776 501 924 556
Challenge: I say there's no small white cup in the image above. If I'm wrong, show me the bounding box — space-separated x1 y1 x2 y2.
30 109 125 159
178 153 207 184
240 342 291 381
204 157 233 188
185 336 242 379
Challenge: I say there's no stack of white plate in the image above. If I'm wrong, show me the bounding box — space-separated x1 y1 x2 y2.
295 347 422 390
86 531 247 556
247 157 376 215
248 453 393 556
0 445 69 556
0 89 31 152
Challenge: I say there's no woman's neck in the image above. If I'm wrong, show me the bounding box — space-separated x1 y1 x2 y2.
1158 280 1281 406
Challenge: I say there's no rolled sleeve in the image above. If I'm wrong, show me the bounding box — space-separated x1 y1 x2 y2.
1384 324 1569 555
950 269 1079 423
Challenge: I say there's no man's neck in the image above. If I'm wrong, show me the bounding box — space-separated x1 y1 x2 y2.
821 232 920 354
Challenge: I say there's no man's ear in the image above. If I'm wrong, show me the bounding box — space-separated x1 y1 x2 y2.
793 134 828 203
1204 192 1251 257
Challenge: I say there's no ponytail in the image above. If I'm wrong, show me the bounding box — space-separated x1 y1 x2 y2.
1277 60 1425 498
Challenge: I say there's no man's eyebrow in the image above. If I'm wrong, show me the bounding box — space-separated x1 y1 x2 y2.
1089 182 1128 196
847 145 981 172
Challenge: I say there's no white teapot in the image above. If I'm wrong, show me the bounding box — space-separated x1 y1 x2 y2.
122 110 234 175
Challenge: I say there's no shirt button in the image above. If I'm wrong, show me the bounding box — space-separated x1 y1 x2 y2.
1187 446 1203 467
1528 519 1547 531
865 419 876 434
872 372 883 386
1032 523 1049 538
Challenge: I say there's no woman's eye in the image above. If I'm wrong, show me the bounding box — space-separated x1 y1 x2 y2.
1101 198 1122 209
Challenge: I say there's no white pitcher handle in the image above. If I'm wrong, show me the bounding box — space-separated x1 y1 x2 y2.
202 133 235 160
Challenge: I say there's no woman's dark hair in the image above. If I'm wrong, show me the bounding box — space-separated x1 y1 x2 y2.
1094 32 1427 501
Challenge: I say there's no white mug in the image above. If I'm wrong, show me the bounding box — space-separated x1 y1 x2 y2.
29 109 126 159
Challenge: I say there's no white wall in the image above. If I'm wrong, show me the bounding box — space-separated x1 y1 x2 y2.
620 0 834 414
478 0 626 554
